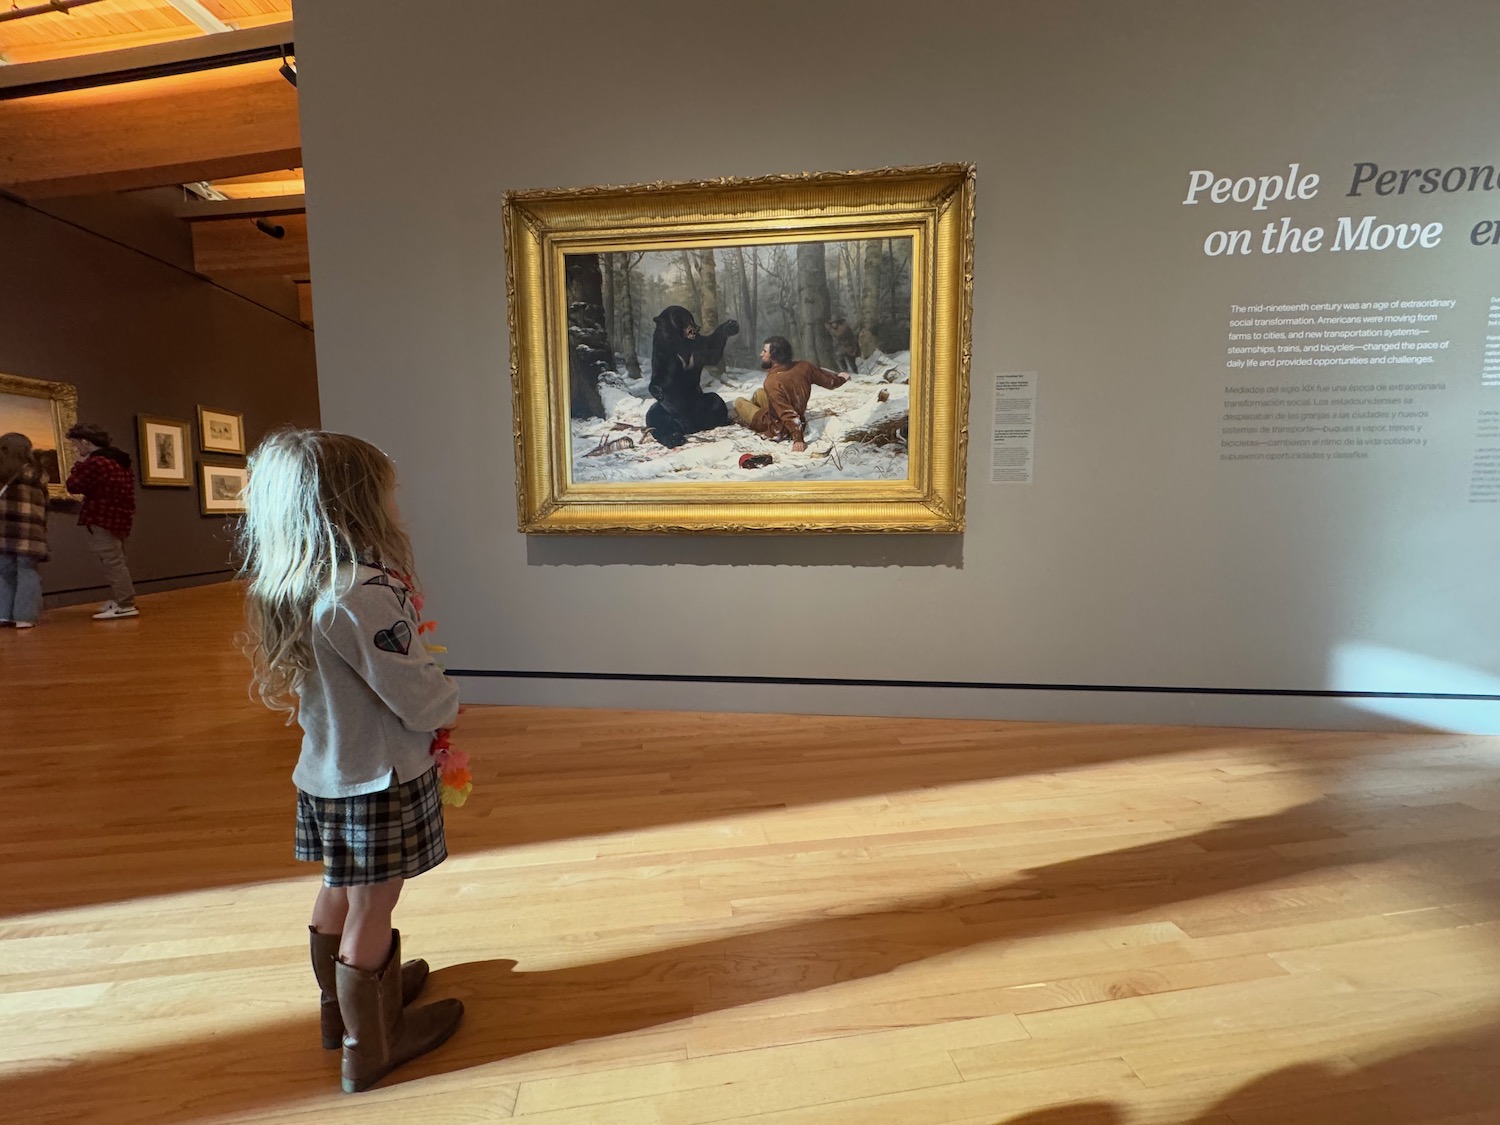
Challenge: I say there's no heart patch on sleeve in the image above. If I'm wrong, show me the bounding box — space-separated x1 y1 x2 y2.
374 620 413 655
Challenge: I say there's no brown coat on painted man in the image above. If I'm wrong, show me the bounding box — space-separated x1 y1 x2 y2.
733 336 849 449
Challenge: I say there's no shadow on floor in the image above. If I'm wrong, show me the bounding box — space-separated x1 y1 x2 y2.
11 795 1497 1123
999 1016 1500 1123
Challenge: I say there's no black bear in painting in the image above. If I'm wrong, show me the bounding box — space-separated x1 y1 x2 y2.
645 305 739 448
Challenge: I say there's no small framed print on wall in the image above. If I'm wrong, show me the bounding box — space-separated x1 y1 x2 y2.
198 459 248 516
197 405 246 456
136 415 192 487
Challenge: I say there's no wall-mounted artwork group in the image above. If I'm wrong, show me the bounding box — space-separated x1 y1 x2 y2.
191 406 247 515
0 372 249 516
136 407 247 514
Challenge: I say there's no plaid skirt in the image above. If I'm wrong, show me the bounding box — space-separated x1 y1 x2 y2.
295 767 448 887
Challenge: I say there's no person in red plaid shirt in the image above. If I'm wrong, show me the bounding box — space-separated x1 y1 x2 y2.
65 422 139 620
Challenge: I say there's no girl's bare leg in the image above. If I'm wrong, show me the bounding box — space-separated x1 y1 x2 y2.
340 878 404 968
311 884 349 934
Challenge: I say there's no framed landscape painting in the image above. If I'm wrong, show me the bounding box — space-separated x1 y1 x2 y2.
504 164 974 533
198 405 245 456
198 459 248 516
0 371 79 500
136 414 192 487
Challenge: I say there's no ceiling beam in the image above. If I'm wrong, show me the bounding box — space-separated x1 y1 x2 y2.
0 21 291 98
177 192 306 220
165 0 237 35
191 211 309 277
0 0 108 24
183 180 229 201
0 59 300 198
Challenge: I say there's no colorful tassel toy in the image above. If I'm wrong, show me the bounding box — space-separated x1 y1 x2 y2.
430 727 473 808
399 581 474 809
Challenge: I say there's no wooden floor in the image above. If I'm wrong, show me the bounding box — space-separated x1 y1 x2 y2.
3 585 1500 1124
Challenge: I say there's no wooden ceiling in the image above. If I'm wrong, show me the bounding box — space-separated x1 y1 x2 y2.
0 1 294 65
0 1 312 324
211 167 304 198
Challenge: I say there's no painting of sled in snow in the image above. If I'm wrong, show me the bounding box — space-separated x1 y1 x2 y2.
504 164 972 534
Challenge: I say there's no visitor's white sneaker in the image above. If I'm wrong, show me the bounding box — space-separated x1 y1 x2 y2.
93 603 139 620
14 621 35 629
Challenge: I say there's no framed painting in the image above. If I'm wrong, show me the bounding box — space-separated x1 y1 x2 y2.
0 371 80 500
504 163 974 533
136 414 192 487
198 459 248 516
198 405 245 456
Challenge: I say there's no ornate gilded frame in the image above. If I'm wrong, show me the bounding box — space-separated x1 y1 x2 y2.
504 164 974 533
0 371 80 500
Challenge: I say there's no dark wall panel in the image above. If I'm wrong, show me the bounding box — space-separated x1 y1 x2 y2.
0 195 320 606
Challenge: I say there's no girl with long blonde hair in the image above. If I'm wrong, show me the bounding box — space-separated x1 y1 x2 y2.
239 428 463 1093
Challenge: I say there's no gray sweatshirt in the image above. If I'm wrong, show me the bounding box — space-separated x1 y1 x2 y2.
292 564 460 798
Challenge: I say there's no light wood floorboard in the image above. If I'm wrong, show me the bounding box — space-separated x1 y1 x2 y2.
2 584 1499 1123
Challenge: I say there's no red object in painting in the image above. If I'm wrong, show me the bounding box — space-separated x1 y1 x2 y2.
738 453 774 469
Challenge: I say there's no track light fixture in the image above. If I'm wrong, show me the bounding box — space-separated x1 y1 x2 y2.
254 218 286 239
0 33 295 101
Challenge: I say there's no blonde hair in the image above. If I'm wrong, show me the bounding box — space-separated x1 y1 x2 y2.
238 429 416 717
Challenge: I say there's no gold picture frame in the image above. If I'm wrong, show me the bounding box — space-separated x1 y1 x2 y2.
197 405 246 456
136 414 192 488
0 371 80 501
504 164 973 533
198 458 248 516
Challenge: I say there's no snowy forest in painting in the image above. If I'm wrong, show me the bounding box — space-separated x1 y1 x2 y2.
564 237 915 483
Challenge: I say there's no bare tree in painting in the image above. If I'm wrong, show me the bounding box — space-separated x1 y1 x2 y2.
882 239 913 351
796 243 836 369
762 246 797 342
601 251 616 365
858 238 884 357
730 246 757 359
565 254 608 419
839 243 862 316
616 252 643 379
695 249 725 377
678 251 703 318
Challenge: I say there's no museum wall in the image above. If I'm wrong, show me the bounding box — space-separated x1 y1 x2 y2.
294 0 1500 732
0 195 320 606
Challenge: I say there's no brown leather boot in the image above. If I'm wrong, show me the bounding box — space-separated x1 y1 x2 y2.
309 927 430 1049
335 929 463 1093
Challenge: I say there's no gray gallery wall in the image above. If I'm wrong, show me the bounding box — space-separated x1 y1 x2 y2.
0 194 320 605
294 0 1500 732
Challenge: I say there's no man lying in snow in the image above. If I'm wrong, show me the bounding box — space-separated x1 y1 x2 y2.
731 335 850 453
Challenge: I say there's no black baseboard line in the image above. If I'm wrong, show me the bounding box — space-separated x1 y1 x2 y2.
447 668 1500 703
46 568 234 598
31 575 1500 702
